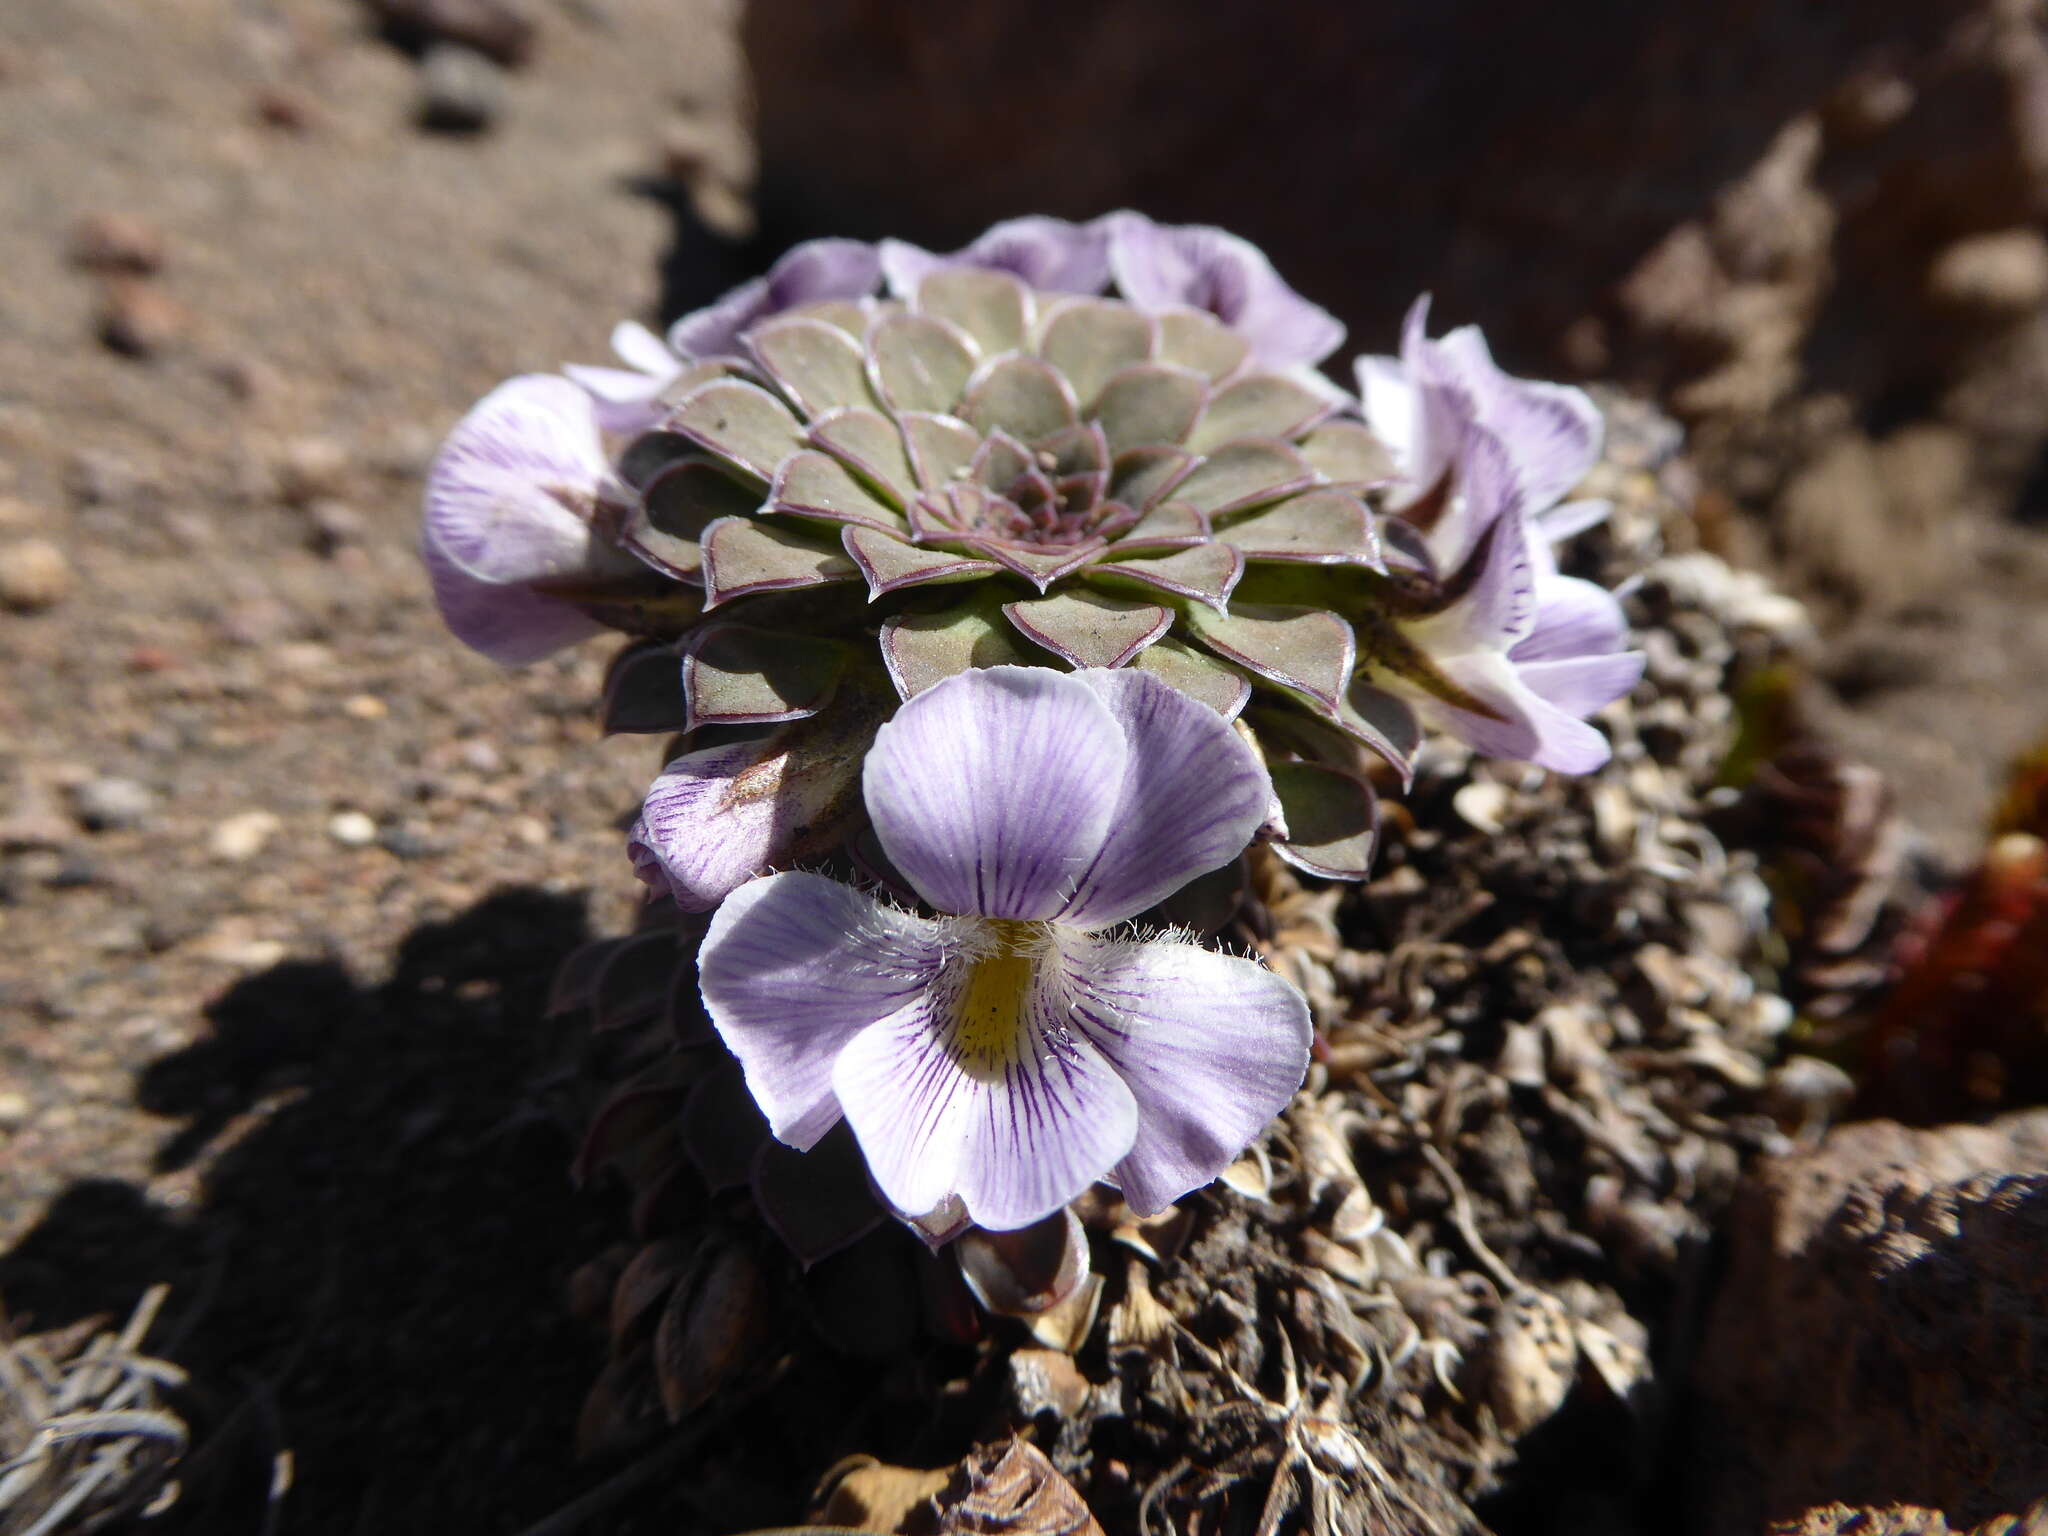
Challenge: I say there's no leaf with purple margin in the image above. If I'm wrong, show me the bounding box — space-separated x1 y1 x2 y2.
960 354 1080 444
667 379 806 483
620 460 762 582
807 407 915 507
866 312 978 415
1184 601 1356 711
1108 446 1198 511
1110 498 1209 553
914 267 1031 355
1092 364 1209 455
1217 488 1381 566
1037 299 1156 409
1085 542 1244 611
1173 438 1317 517
961 537 1106 592
1187 374 1336 454
748 317 873 417
680 624 851 731
682 1058 771 1193
1334 678 1422 784
1128 636 1253 719
841 524 999 597
601 640 687 734
1267 761 1380 881
699 515 857 607
769 450 904 530
1154 308 1250 380
899 412 983 490
878 590 1040 698
752 1124 886 1267
1002 590 1173 670
1299 421 1394 487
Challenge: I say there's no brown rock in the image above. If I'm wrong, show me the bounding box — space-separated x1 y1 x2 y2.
366 0 536 67
67 211 165 275
96 277 188 359
1691 1113 2048 1534
0 537 74 612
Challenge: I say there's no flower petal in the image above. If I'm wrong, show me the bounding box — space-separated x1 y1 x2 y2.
864 667 1127 919
1064 935 1310 1215
423 374 611 586
1518 650 1645 718
830 964 1139 1230
669 238 881 359
1056 669 1273 928
882 216 1111 298
1106 212 1343 370
1514 574 1629 663
1424 650 1618 774
700 872 949 1148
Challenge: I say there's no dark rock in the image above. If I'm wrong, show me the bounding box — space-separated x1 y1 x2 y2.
69 777 156 832
1690 1113 2048 1533
67 212 165 275
96 276 188 359
369 0 536 67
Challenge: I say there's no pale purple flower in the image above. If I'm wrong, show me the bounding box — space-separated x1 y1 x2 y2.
879 216 1112 298
1388 426 1643 774
1104 211 1345 371
563 320 684 435
1357 294 1604 519
667 237 882 360
420 374 641 665
695 666 1312 1233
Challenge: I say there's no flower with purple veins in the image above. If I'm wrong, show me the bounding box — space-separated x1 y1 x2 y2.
1375 424 1644 774
695 665 1313 1233
880 215 1113 299
421 374 650 664
1105 211 1346 372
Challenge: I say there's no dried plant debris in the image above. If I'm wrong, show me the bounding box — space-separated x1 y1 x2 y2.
0 1287 188 1536
551 399 1875 1533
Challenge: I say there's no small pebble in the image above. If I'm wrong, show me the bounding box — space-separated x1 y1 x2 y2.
71 776 155 832
418 43 505 133
0 537 73 611
379 824 437 860
370 0 537 66
343 693 388 720
211 810 282 862
276 436 349 505
327 810 378 846
305 498 364 553
0 1091 30 1130
68 211 167 275
97 276 189 359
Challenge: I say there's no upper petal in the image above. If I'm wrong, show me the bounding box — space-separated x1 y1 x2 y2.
1513 573 1630 663
883 218 1110 297
1424 649 1618 774
765 237 883 307
422 374 611 586
1056 669 1273 928
699 872 950 1149
1064 935 1310 1215
1106 213 1342 369
863 667 1127 920
830 959 1139 1230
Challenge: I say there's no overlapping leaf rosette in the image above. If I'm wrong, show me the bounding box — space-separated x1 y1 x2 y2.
421 212 1645 1398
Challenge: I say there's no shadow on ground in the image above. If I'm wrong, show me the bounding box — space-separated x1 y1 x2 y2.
0 888 628 1536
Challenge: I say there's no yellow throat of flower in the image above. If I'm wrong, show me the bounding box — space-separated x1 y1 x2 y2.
951 919 1053 1077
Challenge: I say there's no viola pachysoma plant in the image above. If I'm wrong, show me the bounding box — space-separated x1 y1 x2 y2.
420 210 1643 1238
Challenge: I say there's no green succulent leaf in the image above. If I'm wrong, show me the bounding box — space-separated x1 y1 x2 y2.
668 379 807 484
680 624 852 731
1184 601 1356 711
654 357 751 413
1127 636 1253 719
915 267 1031 356
866 312 978 415
747 317 874 418
879 591 1040 698
1108 448 1199 514
841 524 999 597
1092 364 1209 456
1186 374 1336 454
964 538 1106 592
960 354 1080 444
970 430 1035 492
769 450 905 530
1299 421 1394 487
782 298 869 339
1217 488 1381 566
1037 299 1156 409
699 515 857 608
1174 438 1319 517
1111 498 1210 552
899 411 983 491
1085 541 1244 611
1333 678 1422 785
551 582 706 641
622 459 762 581
1002 589 1173 670
616 430 701 491
601 640 686 734
1267 761 1380 881
806 407 916 507
1155 308 1251 380
1354 608 1507 723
